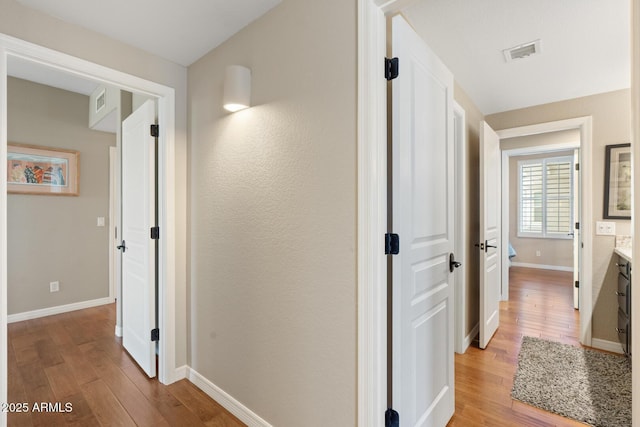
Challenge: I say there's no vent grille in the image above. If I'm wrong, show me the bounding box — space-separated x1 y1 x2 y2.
503 40 541 62
96 89 106 113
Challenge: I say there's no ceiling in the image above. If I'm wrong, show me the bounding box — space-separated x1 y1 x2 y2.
402 0 631 114
17 0 282 66
10 0 631 115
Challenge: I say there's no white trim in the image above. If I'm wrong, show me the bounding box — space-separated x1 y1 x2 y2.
497 116 593 347
109 146 118 301
114 325 122 337
453 101 467 354
463 324 479 353
510 262 573 272
0 45 7 427
7 297 115 323
188 368 273 427
0 33 181 400
173 364 189 381
357 0 388 426
591 338 624 354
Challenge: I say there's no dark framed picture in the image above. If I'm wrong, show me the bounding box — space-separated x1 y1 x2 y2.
604 143 631 219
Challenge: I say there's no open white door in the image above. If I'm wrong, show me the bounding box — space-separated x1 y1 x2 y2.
573 149 580 309
120 99 157 378
479 121 501 349
391 15 455 427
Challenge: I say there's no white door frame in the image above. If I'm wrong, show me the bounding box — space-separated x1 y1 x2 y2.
453 101 468 354
109 146 118 303
496 117 593 347
0 34 180 424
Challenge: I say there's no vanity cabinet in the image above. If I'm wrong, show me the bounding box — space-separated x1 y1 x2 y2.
616 256 631 357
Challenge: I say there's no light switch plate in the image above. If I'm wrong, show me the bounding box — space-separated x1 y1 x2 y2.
97 217 105 227
596 221 616 236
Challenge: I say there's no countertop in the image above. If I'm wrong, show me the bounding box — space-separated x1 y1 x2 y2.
615 247 632 263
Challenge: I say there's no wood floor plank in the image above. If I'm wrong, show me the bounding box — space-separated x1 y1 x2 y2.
81 379 137 427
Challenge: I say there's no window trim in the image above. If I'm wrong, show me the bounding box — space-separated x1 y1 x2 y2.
517 155 574 239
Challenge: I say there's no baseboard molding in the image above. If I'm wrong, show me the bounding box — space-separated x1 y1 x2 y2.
591 338 624 354
511 262 573 272
173 365 189 381
114 325 123 337
8 297 115 323
463 323 479 352
188 367 272 427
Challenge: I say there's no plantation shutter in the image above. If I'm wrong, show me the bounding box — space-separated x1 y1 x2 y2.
518 156 573 238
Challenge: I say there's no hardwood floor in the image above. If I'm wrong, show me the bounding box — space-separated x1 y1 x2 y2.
7 303 245 427
448 267 587 427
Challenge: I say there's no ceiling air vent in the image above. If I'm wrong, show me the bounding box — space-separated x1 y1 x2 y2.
503 39 541 62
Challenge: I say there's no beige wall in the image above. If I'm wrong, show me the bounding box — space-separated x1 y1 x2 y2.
454 82 484 336
7 77 115 314
508 150 575 268
187 0 356 425
0 0 188 366
487 89 632 343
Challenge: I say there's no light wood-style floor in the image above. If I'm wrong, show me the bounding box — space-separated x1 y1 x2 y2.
7 303 245 427
448 267 587 426
7 267 600 426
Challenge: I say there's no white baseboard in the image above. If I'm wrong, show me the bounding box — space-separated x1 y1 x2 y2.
8 296 115 323
174 365 189 381
511 262 573 272
114 325 123 337
463 323 479 352
591 338 624 354
188 367 272 427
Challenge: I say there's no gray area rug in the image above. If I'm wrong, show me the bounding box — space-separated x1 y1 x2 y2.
512 336 631 427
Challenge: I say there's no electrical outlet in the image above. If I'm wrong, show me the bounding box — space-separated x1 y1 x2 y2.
596 221 616 236
535 250 541 257
49 281 59 292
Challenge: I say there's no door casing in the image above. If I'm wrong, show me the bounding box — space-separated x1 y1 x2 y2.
0 34 181 426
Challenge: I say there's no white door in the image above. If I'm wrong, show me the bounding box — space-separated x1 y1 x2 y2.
479 121 501 349
391 15 455 427
121 100 157 377
572 149 580 309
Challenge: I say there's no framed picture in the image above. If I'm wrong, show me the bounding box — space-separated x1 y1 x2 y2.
604 143 631 219
7 143 79 196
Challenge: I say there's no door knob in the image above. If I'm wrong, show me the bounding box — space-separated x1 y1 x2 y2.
449 253 462 272
117 240 127 253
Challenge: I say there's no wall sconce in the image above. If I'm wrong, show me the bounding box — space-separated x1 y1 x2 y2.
223 65 251 112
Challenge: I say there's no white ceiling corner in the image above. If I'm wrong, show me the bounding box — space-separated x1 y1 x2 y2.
17 0 282 66
402 0 630 114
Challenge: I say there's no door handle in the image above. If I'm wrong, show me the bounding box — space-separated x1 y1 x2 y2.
117 240 126 253
449 253 462 273
485 240 497 253
567 232 575 237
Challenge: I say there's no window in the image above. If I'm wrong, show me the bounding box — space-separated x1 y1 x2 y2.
518 156 573 238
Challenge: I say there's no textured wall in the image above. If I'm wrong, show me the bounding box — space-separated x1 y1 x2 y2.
487 89 632 343
7 77 115 314
0 0 188 366
187 0 356 425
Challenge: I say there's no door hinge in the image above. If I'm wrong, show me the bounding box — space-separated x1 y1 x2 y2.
385 233 400 255
575 222 580 230
385 57 399 80
575 163 580 171
151 328 159 342
575 280 579 288
150 226 160 240
150 124 159 137
385 408 399 427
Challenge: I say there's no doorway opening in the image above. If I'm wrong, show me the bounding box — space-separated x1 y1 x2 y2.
497 116 593 346
0 35 181 421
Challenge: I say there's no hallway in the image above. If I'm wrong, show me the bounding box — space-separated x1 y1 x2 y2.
448 267 585 426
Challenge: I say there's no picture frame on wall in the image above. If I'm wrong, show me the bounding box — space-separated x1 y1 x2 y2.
604 143 631 219
7 143 79 196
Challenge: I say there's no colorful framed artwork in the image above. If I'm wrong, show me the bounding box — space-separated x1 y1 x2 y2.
603 143 631 219
7 143 79 196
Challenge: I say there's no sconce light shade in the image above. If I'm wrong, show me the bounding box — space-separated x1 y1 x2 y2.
223 65 251 112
